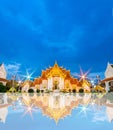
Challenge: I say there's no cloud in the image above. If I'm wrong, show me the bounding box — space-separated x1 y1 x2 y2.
5 63 21 78
89 72 104 79
92 112 107 122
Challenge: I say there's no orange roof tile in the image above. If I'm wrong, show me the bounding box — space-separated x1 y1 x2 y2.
101 77 113 82
0 78 8 82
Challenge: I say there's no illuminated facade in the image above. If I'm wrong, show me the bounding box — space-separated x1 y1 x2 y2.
33 62 80 91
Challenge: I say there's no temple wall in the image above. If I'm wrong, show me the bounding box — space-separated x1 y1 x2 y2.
35 84 40 89
0 64 7 79
47 77 65 90
64 80 71 90
105 64 113 78
71 84 77 90
42 80 48 90
59 77 64 90
48 78 53 90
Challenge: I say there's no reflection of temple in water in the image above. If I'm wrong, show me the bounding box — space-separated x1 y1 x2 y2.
0 106 8 123
37 94 79 123
106 101 113 122
0 93 113 123
0 94 9 123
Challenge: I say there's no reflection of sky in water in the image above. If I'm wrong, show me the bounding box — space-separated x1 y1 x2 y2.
0 93 113 130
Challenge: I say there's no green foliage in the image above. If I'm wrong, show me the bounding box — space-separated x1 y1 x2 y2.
9 87 17 93
0 82 3 85
36 89 40 93
79 88 84 93
72 89 76 93
0 83 7 93
60 89 67 93
45 89 52 93
69 89 72 93
28 88 34 93
41 90 44 93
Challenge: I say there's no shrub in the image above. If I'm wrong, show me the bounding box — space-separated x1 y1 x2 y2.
60 89 67 93
79 89 84 93
28 88 34 93
41 90 44 93
0 83 7 93
91 90 96 93
36 89 40 93
69 89 72 93
72 89 76 93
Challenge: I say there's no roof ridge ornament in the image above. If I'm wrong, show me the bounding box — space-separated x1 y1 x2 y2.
108 61 110 65
54 60 58 67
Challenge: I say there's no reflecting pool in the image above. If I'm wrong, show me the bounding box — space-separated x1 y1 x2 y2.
0 93 113 130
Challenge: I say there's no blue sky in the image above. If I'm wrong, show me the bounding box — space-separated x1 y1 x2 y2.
0 0 113 79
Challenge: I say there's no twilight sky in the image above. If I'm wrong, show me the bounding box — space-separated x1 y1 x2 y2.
0 0 113 79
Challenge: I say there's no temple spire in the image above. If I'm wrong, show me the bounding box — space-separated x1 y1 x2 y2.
54 60 58 67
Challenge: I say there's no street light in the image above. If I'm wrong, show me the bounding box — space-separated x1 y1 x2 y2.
12 75 16 93
18 80 22 84
27 75 31 80
81 75 85 79
18 80 22 92
96 75 100 85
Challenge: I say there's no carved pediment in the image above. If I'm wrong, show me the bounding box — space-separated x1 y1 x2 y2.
46 63 66 78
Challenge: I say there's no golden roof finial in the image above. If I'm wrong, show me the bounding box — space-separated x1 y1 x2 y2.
54 60 58 67
55 60 57 64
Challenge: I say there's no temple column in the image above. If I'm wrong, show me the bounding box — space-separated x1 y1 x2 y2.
47 78 51 90
48 77 53 90
51 77 53 90
59 77 64 89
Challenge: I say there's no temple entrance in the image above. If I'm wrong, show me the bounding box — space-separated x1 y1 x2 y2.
53 80 59 90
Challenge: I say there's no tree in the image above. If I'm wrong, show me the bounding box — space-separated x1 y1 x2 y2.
0 83 7 93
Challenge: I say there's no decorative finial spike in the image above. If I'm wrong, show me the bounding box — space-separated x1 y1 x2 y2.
55 60 57 64
108 61 110 65
54 60 58 67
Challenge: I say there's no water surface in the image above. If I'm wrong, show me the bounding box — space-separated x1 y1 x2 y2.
0 93 113 130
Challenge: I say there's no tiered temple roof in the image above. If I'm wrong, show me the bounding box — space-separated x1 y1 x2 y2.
34 62 78 85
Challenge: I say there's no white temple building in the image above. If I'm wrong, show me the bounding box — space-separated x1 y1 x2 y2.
0 64 8 85
101 62 113 92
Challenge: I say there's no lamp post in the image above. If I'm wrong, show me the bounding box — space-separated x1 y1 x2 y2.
12 75 16 93
18 80 22 92
96 75 100 85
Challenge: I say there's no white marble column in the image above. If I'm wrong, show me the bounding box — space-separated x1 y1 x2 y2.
48 77 53 90
105 82 110 92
